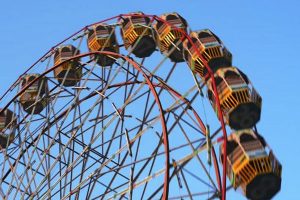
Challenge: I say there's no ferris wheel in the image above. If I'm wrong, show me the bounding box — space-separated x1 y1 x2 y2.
0 12 282 200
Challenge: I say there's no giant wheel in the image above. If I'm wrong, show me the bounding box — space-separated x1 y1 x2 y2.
0 13 281 200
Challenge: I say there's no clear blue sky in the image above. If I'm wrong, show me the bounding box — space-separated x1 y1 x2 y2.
0 0 299 199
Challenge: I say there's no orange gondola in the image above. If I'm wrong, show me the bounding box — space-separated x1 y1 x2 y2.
207 67 262 130
153 12 188 62
54 45 82 86
183 29 232 78
19 74 48 114
0 108 16 149
87 23 119 66
220 129 282 200
120 12 156 58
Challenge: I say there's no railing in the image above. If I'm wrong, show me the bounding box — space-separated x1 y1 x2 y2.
206 47 222 57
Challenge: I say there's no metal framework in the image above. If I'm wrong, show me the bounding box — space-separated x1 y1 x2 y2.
0 13 257 200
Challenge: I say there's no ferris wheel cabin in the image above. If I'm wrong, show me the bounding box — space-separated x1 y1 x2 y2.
183 29 232 79
220 129 282 200
207 67 262 130
120 12 156 58
154 12 188 62
0 108 16 149
19 74 48 114
54 45 82 86
87 24 119 66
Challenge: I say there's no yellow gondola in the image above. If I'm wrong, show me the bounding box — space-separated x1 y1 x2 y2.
183 29 232 78
153 12 188 62
207 67 262 130
0 108 16 149
54 45 82 86
87 23 119 66
120 12 156 58
220 129 282 200
19 74 48 114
